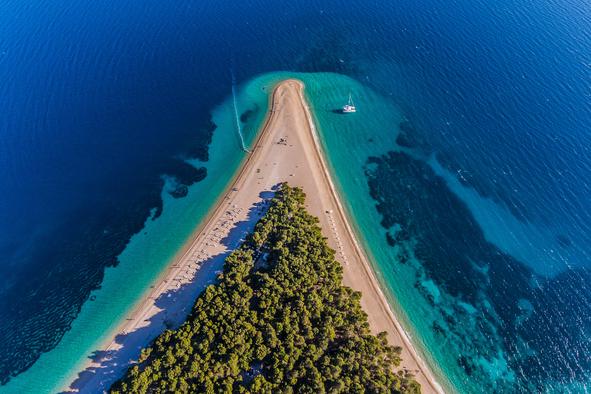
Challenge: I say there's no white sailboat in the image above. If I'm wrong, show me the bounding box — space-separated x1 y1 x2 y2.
342 93 356 113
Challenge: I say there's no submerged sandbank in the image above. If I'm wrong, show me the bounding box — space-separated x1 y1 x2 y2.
64 79 442 393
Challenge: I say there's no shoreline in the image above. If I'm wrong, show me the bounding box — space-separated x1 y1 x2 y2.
64 79 443 393
61 80 278 394
295 86 444 394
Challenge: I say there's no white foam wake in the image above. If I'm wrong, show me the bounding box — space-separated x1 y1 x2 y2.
230 68 249 153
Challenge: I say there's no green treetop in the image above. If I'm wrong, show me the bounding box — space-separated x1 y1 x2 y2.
111 183 420 394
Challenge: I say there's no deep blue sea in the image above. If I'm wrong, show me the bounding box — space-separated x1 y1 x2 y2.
1 0 590 392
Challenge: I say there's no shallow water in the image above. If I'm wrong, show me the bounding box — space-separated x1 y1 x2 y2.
299 72 591 393
1 0 590 392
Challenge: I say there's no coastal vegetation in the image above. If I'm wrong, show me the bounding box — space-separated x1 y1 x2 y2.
111 183 419 393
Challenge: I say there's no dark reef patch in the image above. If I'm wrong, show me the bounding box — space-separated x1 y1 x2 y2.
393 112 533 225
164 163 207 200
239 104 259 124
169 185 188 199
183 118 216 163
0 117 216 385
395 119 430 152
433 150 531 222
364 151 591 391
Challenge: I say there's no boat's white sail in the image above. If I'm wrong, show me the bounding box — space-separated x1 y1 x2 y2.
343 93 356 113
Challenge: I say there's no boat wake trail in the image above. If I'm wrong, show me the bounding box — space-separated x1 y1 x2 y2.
230 68 249 153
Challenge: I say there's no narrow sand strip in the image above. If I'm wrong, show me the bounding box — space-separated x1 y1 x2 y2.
64 79 442 393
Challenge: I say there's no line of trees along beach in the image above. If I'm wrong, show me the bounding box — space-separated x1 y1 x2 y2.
111 184 420 393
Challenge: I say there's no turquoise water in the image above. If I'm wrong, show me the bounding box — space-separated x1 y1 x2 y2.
5 69 591 393
2 0 591 391
2 69 456 392
296 73 455 390
280 72 591 392
0 76 276 393
5 70 407 393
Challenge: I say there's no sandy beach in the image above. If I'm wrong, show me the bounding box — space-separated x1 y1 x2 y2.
64 79 443 393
